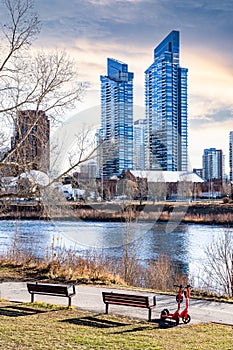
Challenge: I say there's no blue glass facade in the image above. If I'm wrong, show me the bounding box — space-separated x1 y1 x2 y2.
145 31 188 171
100 58 134 178
229 131 233 181
133 119 146 170
202 148 224 181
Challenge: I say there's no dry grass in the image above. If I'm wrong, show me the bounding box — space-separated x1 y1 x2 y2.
0 232 187 291
0 301 232 350
1 232 231 301
0 257 123 286
3 201 233 224
144 255 188 291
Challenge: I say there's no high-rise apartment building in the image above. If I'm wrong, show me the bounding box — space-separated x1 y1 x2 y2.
11 110 50 174
202 148 224 182
100 58 134 178
229 131 233 181
133 119 146 170
145 30 188 171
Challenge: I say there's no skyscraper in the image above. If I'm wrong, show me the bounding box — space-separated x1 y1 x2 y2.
202 148 224 182
133 119 146 170
229 131 233 181
100 58 134 178
145 30 188 171
11 110 50 174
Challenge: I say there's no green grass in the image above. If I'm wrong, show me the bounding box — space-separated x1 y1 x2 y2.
0 301 232 350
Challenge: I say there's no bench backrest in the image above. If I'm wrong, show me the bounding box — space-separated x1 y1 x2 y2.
102 292 151 307
27 283 71 296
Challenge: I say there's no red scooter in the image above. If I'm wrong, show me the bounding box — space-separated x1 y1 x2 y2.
160 284 191 325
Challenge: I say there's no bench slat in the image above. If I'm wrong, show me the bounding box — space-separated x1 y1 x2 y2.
104 297 149 306
27 284 73 295
104 300 149 308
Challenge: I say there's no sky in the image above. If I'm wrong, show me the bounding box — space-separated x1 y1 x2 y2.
3 0 233 172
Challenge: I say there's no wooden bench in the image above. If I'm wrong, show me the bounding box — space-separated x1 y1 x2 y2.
27 282 76 306
102 291 156 321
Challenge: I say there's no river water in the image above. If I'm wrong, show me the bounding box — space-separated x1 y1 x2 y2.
0 219 230 284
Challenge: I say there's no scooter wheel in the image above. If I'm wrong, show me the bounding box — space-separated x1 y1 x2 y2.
182 315 191 324
160 309 169 319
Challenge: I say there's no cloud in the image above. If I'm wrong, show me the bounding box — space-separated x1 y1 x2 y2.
190 106 233 127
189 103 233 169
31 0 233 87
189 117 233 170
34 0 232 46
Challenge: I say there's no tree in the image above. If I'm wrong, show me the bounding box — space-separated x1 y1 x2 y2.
0 2 84 152
148 180 166 203
0 0 89 199
203 229 233 297
0 0 83 115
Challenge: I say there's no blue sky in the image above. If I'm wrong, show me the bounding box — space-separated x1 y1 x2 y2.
5 0 233 170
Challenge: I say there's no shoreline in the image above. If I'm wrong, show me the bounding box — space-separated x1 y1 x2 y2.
1 201 233 226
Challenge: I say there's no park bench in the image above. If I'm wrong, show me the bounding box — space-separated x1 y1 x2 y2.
102 291 156 321
27 282 76 306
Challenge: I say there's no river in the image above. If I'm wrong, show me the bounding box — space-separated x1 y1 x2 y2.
0 219 230 284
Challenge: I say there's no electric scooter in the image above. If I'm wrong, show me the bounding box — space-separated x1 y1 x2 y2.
160 284 191 325
179 284 191 324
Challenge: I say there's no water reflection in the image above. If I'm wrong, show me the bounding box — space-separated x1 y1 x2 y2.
0 220 56 257
136 223 190 273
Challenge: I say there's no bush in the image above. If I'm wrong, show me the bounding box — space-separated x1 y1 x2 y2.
222 197 230 204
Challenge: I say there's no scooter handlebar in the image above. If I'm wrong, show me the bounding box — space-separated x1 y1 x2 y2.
173 284 192 288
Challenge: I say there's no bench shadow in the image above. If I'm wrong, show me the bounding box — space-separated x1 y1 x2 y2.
61 314 178 333
60 315 129 329
108 318 178 334
109 324 154 334
0 304 46 317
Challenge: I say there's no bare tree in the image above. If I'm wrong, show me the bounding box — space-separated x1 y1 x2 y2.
0 0 87 198
203 229 233 297
177 178 193 200
116 178 137 200
148 180 167 203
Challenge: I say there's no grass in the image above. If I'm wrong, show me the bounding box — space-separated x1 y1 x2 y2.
0 301 232 350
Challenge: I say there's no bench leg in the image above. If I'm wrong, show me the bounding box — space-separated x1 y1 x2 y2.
105 303 109 314
68 297 71 307
148 309 152 322
31 293 34 303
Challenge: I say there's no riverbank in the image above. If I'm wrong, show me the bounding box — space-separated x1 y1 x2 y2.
1 201 233 225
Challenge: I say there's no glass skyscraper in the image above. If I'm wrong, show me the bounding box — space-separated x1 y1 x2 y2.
229 131 233 181
100 58 134 178
202 148 224 182
133 119 146 170
145 30 188 171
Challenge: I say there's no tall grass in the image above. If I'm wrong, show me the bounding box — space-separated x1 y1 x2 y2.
0 234 188 291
